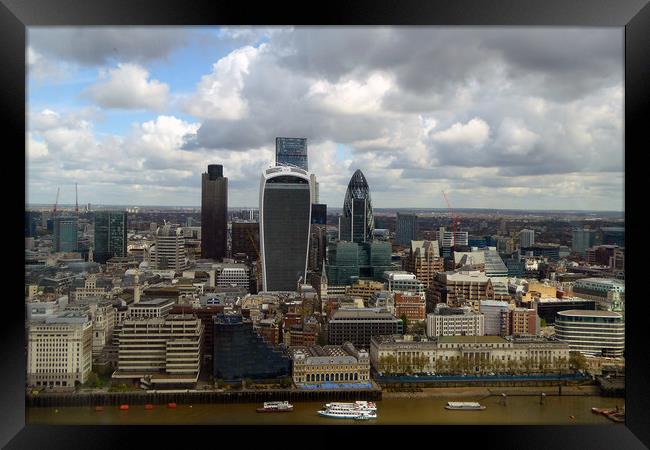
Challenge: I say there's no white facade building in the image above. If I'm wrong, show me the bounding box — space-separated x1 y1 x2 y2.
27 312 93 388
426 303 485 337
153 225 187 271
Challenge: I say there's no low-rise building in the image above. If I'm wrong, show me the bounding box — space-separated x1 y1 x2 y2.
394 292 426 322
555 309 624 357
290 342 371 385
328 308 402 349
345 279 385 301
426 303 484 337
370 334 570 375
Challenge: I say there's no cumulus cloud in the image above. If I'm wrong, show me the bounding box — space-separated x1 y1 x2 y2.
184 45 260 120
83 63 169 110
430 118 490 148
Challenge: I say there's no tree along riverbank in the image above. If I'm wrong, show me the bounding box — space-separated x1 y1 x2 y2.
382 384 600 399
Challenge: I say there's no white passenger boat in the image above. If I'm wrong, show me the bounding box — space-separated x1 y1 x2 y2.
324 401 377 412
318 402 378 419
445 402 486 411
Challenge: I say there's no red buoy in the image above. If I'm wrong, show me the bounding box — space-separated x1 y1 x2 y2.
167 402 177 409
119 404 129 411
145 404 154 410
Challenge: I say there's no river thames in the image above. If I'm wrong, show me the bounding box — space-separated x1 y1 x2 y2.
27 395 625 425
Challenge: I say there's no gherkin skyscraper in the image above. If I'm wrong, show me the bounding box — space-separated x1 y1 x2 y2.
339 169 375 243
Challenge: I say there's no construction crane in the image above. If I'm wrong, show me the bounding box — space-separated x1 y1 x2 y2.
441 190 461 244
52 187 60 218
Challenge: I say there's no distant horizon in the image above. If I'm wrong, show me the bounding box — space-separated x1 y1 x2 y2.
25 203 625 215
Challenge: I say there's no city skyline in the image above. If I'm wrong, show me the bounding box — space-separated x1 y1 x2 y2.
27 27 623 210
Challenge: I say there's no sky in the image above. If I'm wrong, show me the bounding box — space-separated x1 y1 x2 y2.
26 26 624 211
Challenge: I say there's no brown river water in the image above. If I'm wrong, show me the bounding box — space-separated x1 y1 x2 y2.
27 395 625 425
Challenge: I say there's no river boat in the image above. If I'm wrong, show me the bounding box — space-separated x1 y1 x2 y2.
256 401 294 413
318 403 378 419
324 401 377 412
445 402 486 411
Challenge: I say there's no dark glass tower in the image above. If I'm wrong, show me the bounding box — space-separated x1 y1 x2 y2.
212 313 291 381
93 210 127 264
201 164 228 260
275 137 308 171
53 216 78 252
259 166 312 291
340 169 375 243
395 212 418 246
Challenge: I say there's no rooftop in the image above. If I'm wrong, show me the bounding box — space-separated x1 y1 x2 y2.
557 309 623 318
437 336 508 344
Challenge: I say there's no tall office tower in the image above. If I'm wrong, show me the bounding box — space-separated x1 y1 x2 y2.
309 173 319 203
520 229 535 248
395 213 418 246
231 222 260 261
53 216 78 252
154 224 187 271
339 169 375 243
93 210 127 264
259 166 312 291
308 224 328 273
572 229 597 255
25 211 38 237
311 203 327 225
276 137 308 171
201 164 228 260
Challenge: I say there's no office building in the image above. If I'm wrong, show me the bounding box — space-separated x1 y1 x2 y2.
426 303 485 337
259 166 312 291
394 293 426 322
384 271 426 300
290 343 371 385
533 297 596 325
27 312 93 387
339 169 375 243
153 225 187 271
310 173 319 203
586 245 620 266
308 224 327 273
328 309 402 348
25 211 38 237
403 240 444 290
113 314 204 387
479 299 511 336
326 240 392 287
395 213 418 246
311 203 327 225
428 270 493 308
520 244 561 261
572 278 625 310
231 222 259 261
276 137 308 170
201 164 228 260
215 264 250 289
345 279 385 301
572 229 597 255
601 227 625 247
53 216 78 253
93 210 127 264
213 313 291 380
510 307 539 336
520 229 535 248
555 310 624 357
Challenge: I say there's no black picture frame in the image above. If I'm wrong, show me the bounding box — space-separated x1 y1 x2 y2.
2 0 648 448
